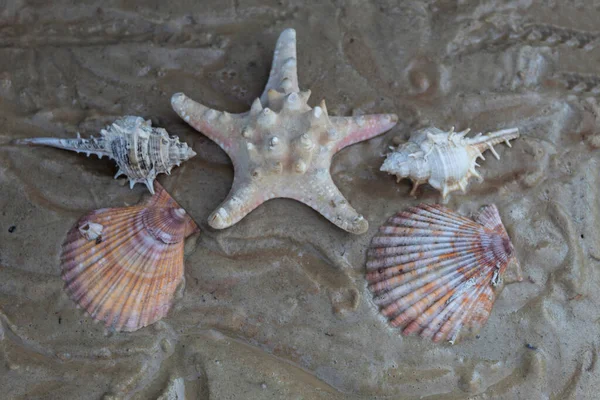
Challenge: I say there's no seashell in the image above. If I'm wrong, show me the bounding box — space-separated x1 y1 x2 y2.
15 116 196 194
366 204 521 344
381 127 519 201
78 221 103 241
170 29 397 234
61 182 199 332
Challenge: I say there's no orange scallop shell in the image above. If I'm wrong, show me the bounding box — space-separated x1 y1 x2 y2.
61 182 199 332
366 204 520 344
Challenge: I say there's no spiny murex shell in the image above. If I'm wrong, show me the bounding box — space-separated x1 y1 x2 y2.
61 181 199 332
366 204 522 344
16 116 196 194
381 127 519 200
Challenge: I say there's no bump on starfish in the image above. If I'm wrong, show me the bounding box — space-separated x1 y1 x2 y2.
171 28 398 234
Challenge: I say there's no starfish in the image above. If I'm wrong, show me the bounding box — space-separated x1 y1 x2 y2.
171 29 397 234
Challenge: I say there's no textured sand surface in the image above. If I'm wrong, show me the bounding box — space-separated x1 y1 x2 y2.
1 1 600 398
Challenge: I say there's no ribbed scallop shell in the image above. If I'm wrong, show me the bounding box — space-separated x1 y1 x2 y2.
61 182 199 332
366 204 520 344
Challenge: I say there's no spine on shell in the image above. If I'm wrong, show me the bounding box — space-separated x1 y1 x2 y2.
466 128 520 159
14 135 110 158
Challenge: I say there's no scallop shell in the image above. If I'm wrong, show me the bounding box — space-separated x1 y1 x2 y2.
61 182 199 332
15 116 196 194
381 127 519 201
366 204 521 344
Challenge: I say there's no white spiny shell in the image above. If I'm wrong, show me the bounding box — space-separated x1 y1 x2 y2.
381 127 519 200
16 116 196 194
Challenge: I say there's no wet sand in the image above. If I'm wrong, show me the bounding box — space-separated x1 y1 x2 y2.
1 1 600 398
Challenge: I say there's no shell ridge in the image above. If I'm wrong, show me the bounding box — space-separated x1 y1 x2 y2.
103 244 166 329
383 211 483 230
367 254 474 288
378 226 482 238
123 272 153 331
64 255 113 302
388 260 485 327
76 262 124 317
465 286 496 333
366 243 483 271
136 239 183 330
397 206 470 225
93 262 137 324
61 211 147 261
153 250 183 328
388 213 480 231
419 292 461 339
368 249 482 288
421 205 481 227
433 269 495 343
393 212 480 232
404 290 455 336
85 205 145 228
371 254 481 303
429 267 494 342
430 294 470 342
368 245 481 273
62 235 130 291
92 208 176 259
117 278 144 331
113 239 177 330
83 237 151 321
114 247 162 331
62 215 150 272
142 208 188 244
474 205 503 231
448 284 494 342
150 247 182 325
406 271 480 337
380 256 484 317
111 256 149 330
129 248 165 330
370 235 483 249
367 241 478 259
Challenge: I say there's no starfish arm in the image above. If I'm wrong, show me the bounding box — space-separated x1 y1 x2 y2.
208 183 264 229
288 173 369 234
171 92 241 155
329 114 398 153
260 28 300 104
